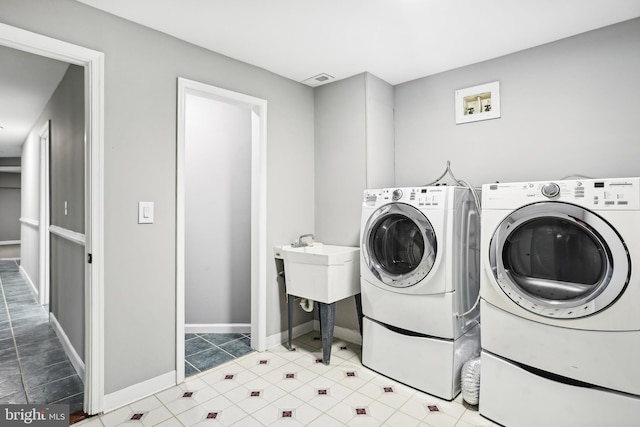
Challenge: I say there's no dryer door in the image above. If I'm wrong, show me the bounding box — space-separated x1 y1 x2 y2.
362 202 437 288
489 202 630 318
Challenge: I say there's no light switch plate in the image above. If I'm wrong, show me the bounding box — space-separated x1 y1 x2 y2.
138 201 154 224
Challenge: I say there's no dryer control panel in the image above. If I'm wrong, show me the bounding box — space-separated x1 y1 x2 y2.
483 177 640 210
363 187 450 208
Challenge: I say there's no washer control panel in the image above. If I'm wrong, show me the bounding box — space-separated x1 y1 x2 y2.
483 177 640 209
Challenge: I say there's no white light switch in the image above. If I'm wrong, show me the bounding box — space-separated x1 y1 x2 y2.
138 201 154 224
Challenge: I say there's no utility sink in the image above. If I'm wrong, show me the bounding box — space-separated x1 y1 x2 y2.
274 243 360 304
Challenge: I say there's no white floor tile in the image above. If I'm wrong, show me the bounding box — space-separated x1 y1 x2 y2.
88 332 472 427
126 395 164 413
366 400 396 423
75 417 104 427
98 406 131 427
306 413 347 427
153 417 184 427
175 405 209 427
165 394 200 416
141 405 173 427
229 415 264 426
383 410 423 427
155 385 188 405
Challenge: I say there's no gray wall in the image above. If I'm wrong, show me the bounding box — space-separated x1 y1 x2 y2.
314 72 395 332
185 94 251 325
314 74 367 247
394 18 640 187
0 172 21 241
49 65 85 233
48 65 85 359
20 64 85 359
2 0 315 394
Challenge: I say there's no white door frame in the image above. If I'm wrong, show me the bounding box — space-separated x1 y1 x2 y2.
176 77 267 383
0 24 105 414
38 121 50 306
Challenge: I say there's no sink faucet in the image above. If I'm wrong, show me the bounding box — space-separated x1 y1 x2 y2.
292 233 315 247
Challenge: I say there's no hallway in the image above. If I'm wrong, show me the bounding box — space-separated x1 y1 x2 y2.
0 259 84 412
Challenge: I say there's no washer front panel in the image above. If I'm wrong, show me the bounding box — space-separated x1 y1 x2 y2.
362 202 437 288
489 202 630 318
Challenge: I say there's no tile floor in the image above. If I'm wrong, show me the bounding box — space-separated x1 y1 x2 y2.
0 259 84 412
78 333 497 427
185 333 254 377
0 256 255 416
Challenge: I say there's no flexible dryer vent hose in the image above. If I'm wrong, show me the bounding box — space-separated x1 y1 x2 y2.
461 355 481 405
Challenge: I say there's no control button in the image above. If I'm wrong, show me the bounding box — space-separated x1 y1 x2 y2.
541 182 560 198
392 189 403 201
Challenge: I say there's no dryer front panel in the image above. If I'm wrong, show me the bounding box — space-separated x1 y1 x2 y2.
489 202 630 318
362 202 436 288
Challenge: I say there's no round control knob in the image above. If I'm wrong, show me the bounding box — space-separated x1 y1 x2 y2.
392 189 403 201
541 182 560 198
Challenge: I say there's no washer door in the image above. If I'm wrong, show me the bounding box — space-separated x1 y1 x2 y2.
489 202 630 318
362 203 437 288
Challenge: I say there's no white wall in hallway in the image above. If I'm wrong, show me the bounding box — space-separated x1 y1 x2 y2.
185 94 251 326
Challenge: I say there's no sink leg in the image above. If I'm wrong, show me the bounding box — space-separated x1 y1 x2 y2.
318 302 336 365
287 294 294 351
354 293 363 338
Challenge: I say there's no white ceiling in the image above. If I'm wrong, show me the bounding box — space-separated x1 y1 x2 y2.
2 1 639 157
76 0 640 85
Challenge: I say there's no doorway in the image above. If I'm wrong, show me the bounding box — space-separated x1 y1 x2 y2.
38 121 50 307
176 78 267 383
0 23 105 415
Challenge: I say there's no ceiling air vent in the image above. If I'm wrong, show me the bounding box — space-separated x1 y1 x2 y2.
301 73 335 87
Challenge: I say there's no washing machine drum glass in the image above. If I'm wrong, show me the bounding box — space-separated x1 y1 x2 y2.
364 204 437 287
490 202 630 318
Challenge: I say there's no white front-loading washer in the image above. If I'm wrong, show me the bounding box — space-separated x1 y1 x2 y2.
479 177 640 427
360 186 481 400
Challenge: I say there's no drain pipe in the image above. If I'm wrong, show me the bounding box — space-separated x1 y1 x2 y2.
300 298 314 312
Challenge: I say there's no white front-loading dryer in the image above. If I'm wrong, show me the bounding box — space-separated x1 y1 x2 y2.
479 177 640 426
360 186 481 400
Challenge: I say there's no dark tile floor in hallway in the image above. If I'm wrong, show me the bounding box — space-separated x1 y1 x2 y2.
185 332 254 377
0 259 84 412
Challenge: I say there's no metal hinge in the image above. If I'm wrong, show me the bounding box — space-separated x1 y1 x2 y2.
88 253 93 264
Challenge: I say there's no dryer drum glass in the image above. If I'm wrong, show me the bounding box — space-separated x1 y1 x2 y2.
503 217 606 302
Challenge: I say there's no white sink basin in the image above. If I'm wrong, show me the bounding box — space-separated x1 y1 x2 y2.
274 243 361 304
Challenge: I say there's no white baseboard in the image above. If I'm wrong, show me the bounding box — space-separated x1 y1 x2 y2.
103 371 176 413
265 320 315 350
185 323 251 334
19 265 38 298
313 320 362 346
49 312 85 379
